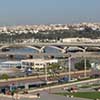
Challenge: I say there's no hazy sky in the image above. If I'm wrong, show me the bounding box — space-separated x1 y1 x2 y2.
0 0 100 25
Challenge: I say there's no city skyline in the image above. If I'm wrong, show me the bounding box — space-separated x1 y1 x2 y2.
0 0 100 26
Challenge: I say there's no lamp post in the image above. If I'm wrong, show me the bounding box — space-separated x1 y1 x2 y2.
83 47 87 78
68 54 71 81
9 34 12 44
44 65 48 83
84 56 87 78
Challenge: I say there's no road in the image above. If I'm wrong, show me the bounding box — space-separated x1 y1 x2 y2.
36 91 90 100
0 78 99 100
0 91 90 100
0 51 100 57
28 78 100 93
0 70 91 86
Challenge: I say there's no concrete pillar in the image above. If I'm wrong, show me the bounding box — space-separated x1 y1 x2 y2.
25 83 29 89
62 47 67 53
40 46 46 53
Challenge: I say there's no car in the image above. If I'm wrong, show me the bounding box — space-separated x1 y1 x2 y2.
67 86 78 93
58 77 69 83
94 87 100 92
1 48 10 52
25 68 33 76
90 74 100 78
0 86 10 94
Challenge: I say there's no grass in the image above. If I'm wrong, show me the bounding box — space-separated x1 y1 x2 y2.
80 83 100 88
79 85 91 88
56 92 100 99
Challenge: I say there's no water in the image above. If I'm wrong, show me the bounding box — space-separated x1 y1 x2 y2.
0 47 63 62
0 47 100 68
10 47 62 54
10 47 38 53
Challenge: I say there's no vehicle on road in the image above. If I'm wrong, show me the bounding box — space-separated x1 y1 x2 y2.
64 86 78 93
58 77 69 83
94 87 100 92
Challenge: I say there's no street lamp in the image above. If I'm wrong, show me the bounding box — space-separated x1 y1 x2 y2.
68 54 71 81
44 64 48 83
83 47 87 78
84 56 87 78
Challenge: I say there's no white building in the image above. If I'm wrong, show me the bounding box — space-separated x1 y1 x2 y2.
62 38 93 43
21 59 58 69
0 61 22 74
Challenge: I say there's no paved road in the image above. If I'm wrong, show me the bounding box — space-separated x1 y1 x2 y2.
30 85 92 100
0 89 92 100
0 87 93 100
0 51 100 58
32 91 91 100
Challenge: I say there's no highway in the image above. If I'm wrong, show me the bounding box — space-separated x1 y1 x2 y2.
71 52 100 58
0 51 100 58
28 77 100 93
0 70 91 87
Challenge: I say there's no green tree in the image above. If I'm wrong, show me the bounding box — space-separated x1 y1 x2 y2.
75 59 91 70
48 63 60 79
48 63 60 70
1 73 9 80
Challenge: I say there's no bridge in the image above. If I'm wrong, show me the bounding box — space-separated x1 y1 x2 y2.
0 42 100 53
0 51 100 59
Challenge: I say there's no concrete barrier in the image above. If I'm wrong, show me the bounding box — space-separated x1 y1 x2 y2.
0 93 38 99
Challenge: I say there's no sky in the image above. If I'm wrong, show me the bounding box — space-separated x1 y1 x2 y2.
0 0 100 25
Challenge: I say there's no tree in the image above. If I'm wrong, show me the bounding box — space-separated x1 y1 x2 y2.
1 73 8 80
75 59 91 70
48 63 60 70
48 63 60 79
